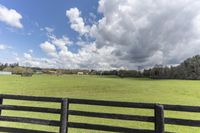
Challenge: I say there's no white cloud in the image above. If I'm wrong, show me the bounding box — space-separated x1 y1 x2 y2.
45 27 54 33
90 0 200 68
51 35 72 50
22 56 58 68
28 49 33 53
40 41 58 58
20 0 200 70
0 44 10 50
0 4 23 28
24 53 32 60
27 32 115 69
66 8 89 35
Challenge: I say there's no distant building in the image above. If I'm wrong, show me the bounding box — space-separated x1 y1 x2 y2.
77 72 84 75
0 71 12 75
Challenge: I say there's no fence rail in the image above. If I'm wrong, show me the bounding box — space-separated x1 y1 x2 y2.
0 105 61 114
0 94 62 102
0 94 200 133
68 110 155 122
68 122 155 133
68 98 155 109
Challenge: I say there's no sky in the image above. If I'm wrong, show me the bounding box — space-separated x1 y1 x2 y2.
0 0 200 70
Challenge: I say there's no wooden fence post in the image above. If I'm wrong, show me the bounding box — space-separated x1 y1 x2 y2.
0 97 3 115
60 98 69 133
155 104 164 133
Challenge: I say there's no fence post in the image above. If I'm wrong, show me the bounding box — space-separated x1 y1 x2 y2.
155 104 164 133
0 97 3 116
60 98 69 133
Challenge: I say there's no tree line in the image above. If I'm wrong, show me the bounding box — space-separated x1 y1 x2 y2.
0 63 19 71
145 55 200 79
1 55 200 79
92 55 200 79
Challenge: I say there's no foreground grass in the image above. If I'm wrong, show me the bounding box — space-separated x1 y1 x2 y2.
0 74 200 132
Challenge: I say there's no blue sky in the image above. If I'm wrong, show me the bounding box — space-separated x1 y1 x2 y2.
0 0 99 58
1 0 200 69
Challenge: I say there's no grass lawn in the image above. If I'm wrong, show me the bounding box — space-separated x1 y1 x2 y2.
0 74 200 132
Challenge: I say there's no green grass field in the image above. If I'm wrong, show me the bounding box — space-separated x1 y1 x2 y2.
0 74 200 132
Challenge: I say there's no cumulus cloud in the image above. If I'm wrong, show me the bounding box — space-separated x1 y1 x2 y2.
22 49 59 68
22 31 116 69
92 0 200 67
24 53 32 60
86 0 200 68
66 8 89 35
22 56 58 68
40 41 58 58
26 0 200 69
0 4 23 28
51 35 72 50
0 44 11 50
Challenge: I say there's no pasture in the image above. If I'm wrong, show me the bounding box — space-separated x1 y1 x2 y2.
0 74 200 132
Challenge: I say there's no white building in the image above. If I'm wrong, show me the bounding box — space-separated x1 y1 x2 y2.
77 72 84 75
0 71 12 75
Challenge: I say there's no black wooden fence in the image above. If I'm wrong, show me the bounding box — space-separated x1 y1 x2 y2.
0 94 200 133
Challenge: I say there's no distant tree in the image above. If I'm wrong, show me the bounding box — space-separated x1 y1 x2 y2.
21 68 33 77
118 70 142 78
143 69 151 77
145 55 200 79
